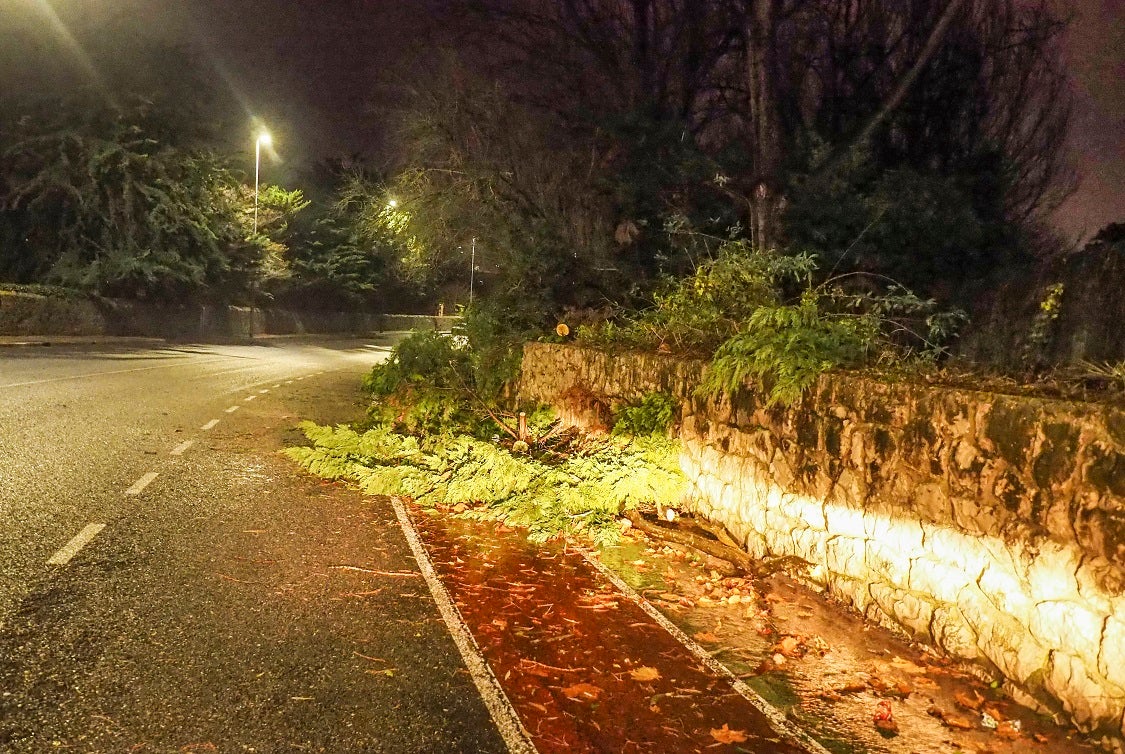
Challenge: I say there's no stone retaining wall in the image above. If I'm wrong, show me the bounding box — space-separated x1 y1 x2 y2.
0 290 459 339
0 290 107 336
519 342 1125 748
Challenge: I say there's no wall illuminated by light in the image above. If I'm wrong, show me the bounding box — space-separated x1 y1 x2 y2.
685 437 1125 740
518 343 1125 747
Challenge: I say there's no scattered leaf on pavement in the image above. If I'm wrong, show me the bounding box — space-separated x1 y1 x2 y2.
955 690 986 711
560 682 603 701
710 724 749 744
630 666 661 682
773 635 803 658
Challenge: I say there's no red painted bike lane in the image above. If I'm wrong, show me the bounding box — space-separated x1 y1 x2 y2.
409 505 819 754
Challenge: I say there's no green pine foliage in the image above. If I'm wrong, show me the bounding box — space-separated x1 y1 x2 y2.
611 392 680 436
578 239 817 355
363 330 471 397
702 292 878 407
286 420 686 547
582 238 964 407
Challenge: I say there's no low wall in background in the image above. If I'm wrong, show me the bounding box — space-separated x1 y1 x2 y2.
0 290 108 336
518 342 1125 748
0 290 458 339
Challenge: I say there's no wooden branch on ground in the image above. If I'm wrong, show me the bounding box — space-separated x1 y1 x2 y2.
625 510 757 575
691 515 743 551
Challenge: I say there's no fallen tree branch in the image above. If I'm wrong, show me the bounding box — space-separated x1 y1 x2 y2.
690 516 743 551
625 511 756 575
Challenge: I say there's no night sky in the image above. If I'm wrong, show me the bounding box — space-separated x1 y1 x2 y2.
2 0 1122 242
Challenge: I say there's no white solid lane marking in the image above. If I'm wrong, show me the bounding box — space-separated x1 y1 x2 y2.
389 496 537 754
244 395 257 402
225 405 240 414
201 419 220 431
170 440 195 456
125 472 159 496
47 523 107 566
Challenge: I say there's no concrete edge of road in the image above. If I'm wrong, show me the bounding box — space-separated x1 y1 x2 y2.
580 549 834 754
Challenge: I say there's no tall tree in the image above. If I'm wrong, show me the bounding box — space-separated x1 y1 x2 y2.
388 0 1073 310
0 97 295 301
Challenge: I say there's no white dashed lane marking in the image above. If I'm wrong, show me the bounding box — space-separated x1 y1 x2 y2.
259 389 270 394
224 405 240 414
47 523 107 566
244 395 257 402
201 419 220 431
125 472 158 496
170 440 195 456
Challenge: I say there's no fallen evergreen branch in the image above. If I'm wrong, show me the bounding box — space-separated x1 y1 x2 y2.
286 420 687 547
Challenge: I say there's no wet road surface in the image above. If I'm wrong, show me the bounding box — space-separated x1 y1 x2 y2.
0 339 510 752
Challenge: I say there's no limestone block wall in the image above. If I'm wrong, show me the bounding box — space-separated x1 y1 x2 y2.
0 290 107 336
518 342 1125 746
519 342 705 427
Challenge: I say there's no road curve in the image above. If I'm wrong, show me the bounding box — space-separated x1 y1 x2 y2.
0 338 511 752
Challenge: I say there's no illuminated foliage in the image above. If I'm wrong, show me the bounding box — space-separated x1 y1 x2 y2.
0 98 304 300
286 421 685 547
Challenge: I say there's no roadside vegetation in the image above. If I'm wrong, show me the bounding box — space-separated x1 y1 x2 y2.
287 0 1125 544
0 42 419 311
287 326 687 546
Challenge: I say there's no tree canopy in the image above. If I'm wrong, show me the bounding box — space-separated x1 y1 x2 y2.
373 0 1075 310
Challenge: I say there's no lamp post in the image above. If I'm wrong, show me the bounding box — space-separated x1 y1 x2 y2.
254 131 272 234
469 237 476 304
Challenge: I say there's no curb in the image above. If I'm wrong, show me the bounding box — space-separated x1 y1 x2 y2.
0 336 168 348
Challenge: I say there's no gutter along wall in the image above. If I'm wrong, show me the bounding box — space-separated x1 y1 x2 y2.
518 342 1125 747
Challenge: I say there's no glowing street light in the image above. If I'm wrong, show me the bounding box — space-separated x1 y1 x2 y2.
254 131 272 234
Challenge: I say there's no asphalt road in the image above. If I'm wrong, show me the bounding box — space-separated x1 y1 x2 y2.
0 338 511 753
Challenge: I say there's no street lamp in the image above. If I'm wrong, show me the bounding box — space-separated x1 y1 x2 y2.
469 237 477 304
254 131 272 234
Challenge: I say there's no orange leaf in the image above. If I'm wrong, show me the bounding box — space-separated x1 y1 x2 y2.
954 690 985 711
710 724 749 744
996 721 1023 739
889 656 927 674
944 715 974 730
774 635 803 657
693 631 720 643
629 666 661 682
560 682 603 701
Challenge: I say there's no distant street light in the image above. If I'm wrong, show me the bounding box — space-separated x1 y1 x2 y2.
254 131 272 234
